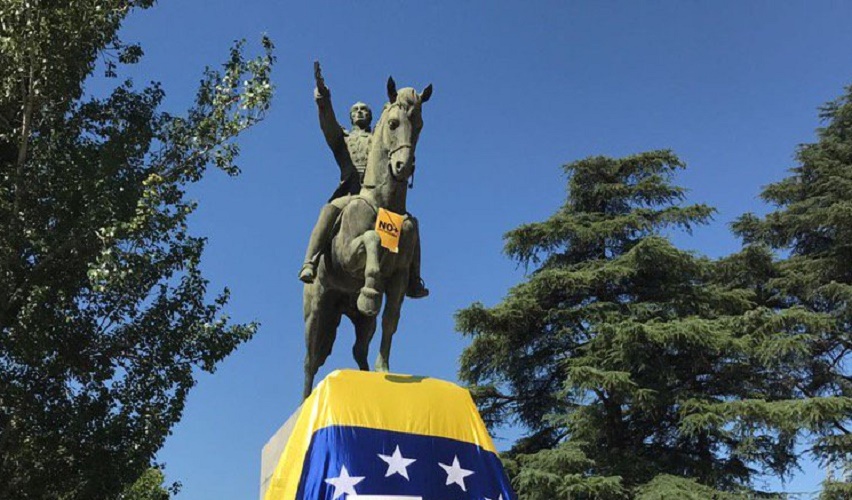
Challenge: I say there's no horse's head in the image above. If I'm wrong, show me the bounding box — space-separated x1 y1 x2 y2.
366 77 432 190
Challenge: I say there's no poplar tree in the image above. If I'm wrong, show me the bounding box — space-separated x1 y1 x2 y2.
457 151 789 497
0 1 274 497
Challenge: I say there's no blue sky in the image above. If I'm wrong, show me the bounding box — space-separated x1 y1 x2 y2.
105 1 852 498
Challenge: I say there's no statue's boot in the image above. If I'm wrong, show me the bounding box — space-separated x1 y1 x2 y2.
300 204 341 283
405 241 429 298
298 263 316 284
406 277 429 299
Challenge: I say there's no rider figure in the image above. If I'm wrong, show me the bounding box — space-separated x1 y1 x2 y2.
299 67 429 299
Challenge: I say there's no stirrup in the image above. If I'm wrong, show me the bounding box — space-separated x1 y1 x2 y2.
406 277 429 299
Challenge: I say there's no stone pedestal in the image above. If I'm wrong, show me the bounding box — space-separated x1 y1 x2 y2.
259 407 301 500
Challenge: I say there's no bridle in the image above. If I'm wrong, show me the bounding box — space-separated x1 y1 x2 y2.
388 143 413 157
387 147 416 188
387 141 415 186
383 102 421 187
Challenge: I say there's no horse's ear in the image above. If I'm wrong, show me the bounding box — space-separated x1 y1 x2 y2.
420 84 433 103
387 76 398 103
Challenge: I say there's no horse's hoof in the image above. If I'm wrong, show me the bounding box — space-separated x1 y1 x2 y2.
357 287 382 316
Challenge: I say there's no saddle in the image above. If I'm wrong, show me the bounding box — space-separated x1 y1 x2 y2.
324 195 409 259
321 195 376 259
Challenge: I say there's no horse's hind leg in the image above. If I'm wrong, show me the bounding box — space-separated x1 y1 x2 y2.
303 286 341 399
376 270 408 372
351 313 377 371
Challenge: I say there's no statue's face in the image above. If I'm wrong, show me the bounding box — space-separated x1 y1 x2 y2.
350 103 372 129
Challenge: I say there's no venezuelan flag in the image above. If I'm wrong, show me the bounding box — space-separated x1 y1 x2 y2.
265 370 516 500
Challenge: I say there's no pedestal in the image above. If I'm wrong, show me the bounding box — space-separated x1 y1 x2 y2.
260 370 515 500
259 407 301 500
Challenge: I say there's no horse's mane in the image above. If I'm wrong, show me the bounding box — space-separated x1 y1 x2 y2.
378 88 423 121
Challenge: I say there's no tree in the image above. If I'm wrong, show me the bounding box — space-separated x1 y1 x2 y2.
731 85 852 498
456 151 792 497
0 1 274 497
118 468 177 500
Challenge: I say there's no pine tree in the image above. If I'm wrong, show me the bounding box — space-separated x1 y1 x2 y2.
0 1 274 497
457 151 791 497
731 85 852 499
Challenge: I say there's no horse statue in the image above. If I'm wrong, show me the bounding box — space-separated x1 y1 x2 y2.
302 78 432 399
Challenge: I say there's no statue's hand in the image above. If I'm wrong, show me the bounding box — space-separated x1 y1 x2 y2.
314 61 330 100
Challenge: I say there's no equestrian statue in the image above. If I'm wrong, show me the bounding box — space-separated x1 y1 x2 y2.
301 62 432 399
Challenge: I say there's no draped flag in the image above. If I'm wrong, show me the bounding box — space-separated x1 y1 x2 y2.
265 370 516 500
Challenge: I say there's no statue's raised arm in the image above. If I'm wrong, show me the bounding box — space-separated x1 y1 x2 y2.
313 61 345 154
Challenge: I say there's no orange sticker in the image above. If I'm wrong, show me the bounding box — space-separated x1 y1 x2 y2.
375 208 403 253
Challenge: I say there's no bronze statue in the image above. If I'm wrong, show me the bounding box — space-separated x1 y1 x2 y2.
299 63 428 299
301 64 433 399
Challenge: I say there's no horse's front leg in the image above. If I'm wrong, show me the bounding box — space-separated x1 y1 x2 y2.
376 216 418 371
351 313 377 371
355 230 383 316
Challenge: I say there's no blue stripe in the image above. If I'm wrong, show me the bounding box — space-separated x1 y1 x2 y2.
295 426 516 499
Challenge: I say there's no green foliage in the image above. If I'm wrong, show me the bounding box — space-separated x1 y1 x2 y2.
820 480 852 500
0 1 274 498
506 442 626 499
118 468 177 500
634 475 766 500
731 85 852 472
460 86 852 497
457 151 794 496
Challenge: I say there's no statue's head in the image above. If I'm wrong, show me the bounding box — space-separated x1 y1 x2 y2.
350 102 372 130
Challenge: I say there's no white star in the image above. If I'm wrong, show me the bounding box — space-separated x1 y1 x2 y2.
378 445 417 480
324 465 364 499
485 495 505 500
438 455 474 491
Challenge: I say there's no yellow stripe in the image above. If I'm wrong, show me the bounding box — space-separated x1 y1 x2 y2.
265 370 496 500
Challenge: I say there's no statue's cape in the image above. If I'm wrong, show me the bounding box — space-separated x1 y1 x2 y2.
264 369 516 499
